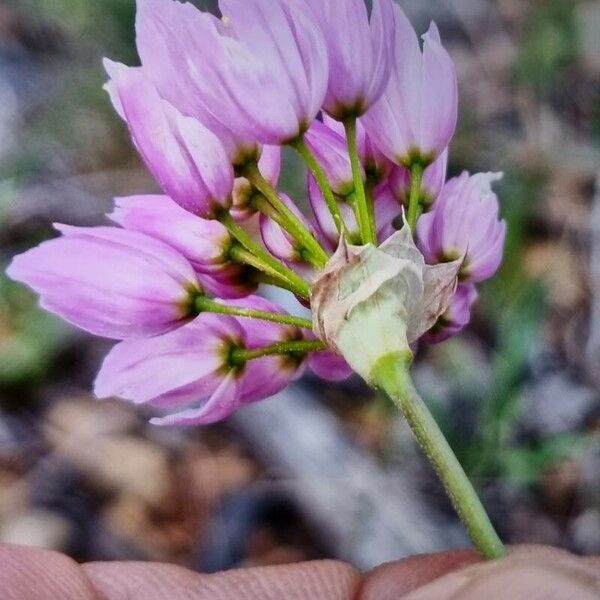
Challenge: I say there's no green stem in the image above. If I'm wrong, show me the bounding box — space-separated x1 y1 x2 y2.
371 353 506 560
365 177 377 243
243 162 329 268
194 296 314 330
253 272 298 294
344 118 377 245
227 245 305 298
407 162 424 231
218 212 311 299
290 136 346 237
231 339 326 363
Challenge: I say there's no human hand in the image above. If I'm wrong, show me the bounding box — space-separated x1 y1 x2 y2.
1 543 598 599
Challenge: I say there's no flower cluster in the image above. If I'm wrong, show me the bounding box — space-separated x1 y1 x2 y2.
7 0 505 426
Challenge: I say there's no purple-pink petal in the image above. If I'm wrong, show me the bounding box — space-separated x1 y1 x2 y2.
416 172 506 283
424 284 478 344
7 225 200 339
104 60 234 218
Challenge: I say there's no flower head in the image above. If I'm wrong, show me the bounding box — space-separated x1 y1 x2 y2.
7 0 505 427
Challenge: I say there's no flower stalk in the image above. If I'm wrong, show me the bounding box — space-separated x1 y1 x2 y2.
371 352 506 560
231 339 326 363
290 136 347 236
407 162 424 230
194 296 314 329
242 162 329 268
217 211 311 299
344 117 377 245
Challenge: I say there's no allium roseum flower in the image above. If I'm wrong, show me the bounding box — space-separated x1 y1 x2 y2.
7 0 505 428
104 61 234 219
31 0 511 560
7 226 201 339
417 172 506 283
306 0 396 119
304 120 356 197
109 195 258 298
95 303 307 426
362 8 458 167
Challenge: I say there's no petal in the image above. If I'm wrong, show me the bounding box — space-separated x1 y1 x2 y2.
419 24 458 158
309 351 353 381
7 226 199 339
150 372 240 426
94 314 241 402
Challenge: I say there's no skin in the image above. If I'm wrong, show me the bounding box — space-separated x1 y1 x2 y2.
0 544 598 600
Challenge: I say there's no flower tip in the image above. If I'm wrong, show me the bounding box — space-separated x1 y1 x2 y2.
424 21 441 44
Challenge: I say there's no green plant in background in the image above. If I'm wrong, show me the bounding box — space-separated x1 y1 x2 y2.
514 0 580 96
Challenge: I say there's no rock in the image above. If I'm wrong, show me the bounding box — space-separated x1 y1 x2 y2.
520 373 597 436
569 509 600 554
0 509 73 551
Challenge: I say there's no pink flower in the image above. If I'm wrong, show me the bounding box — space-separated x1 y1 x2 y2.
424 284 478 344
95 298 308 426
136 0 328 148
308 349 353 382
362 10 458 167
389 149 448 208
104 60 234 219
304 120 356 197
7 225 201 339
109 195 257 299
306 0 395 119
417 172 506 283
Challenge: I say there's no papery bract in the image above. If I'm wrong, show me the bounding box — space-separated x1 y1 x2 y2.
417 172 506 283
109 195 257 299
7 225 201 339
306 0 395 119
311 226 461 382
104 60 234 218
95 298 308 425
362 10 458 167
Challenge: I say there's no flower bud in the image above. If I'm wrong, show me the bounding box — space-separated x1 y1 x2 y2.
417 172 506 283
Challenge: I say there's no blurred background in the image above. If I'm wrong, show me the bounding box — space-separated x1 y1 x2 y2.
0 0 599 570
